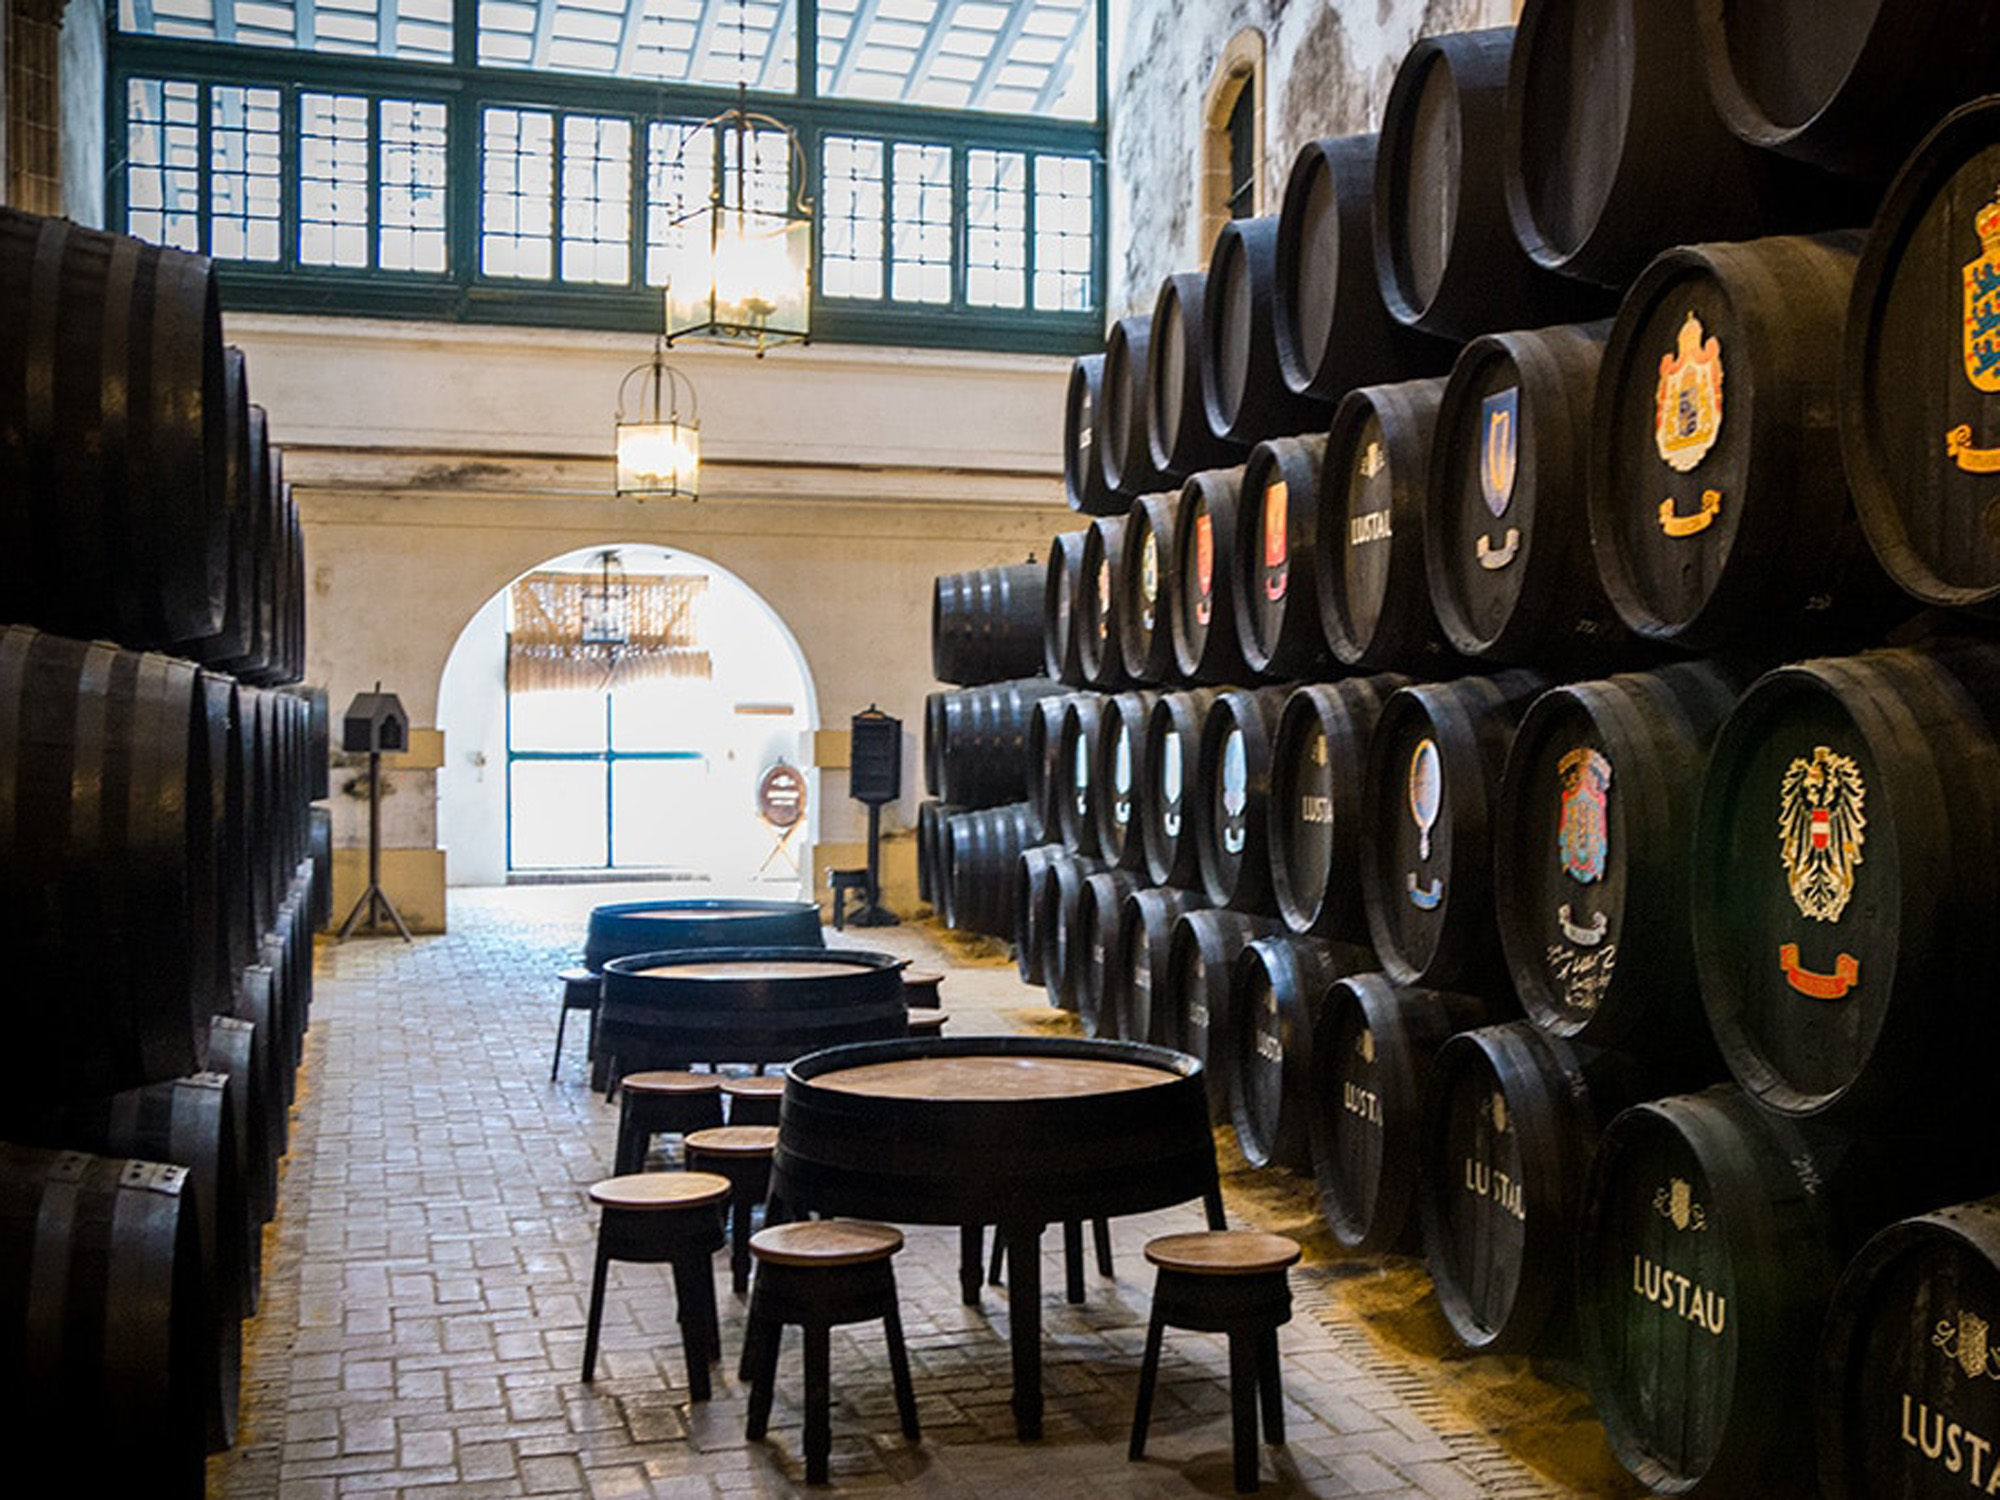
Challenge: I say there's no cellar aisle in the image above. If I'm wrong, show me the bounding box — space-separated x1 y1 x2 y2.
206 884 1628 1499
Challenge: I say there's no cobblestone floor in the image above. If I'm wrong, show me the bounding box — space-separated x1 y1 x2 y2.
206 886 1598 1499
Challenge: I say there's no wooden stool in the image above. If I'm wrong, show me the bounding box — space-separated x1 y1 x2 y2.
683 1124 779 1295
582 1171 730 1398
615 1071 726 1175
721 1073 786 1127
1130 1230 1301 1493
901 969 944 1008
905 1009 948 1038
827 868 869 930
551 966 601 1082
742 1220 920 1484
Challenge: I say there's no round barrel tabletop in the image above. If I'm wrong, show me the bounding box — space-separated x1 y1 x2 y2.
812 1053 1173 1101
631 958 865 981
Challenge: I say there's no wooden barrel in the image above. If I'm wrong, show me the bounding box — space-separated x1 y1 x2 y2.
1091 689 1159 870
1374 27 1612 339
1503 0 1859 290
1274 133 1455 403
1193 685 1290 914
917 798 956 907
0 208 228 652
27 1073 246 1453
1038 849 1107 1012
228 964 289 1176
1043 529 1090 685
1235 434 1332 681
584 899 824 973
1591 233 1900 653
1362 671 1550 990
1148 272 1249 485
1422 1020 1644 1354
1201 215 1333 445
1013 844 1064 985
1138 688 1220 888
1116 885 1211 1045
1100 315 1169 495
188 671 248 1021
933 677 1068 809
204 1013 273 1244
1063 353 1121 515
1316 376 1462 673
1164 908 1283 1122
1268 676 1410 943
1310 973 1497 1253
0 626 206 1122
1052 692 1106 856
941 802 1039 938
1428 321 1630 668
922 691 946 799
1579 1086 1972 1499
1694 0 2000 185
932 563 1048 686
1076 869 1144 1039
1842 98 2000 615
600 948 909 1072
1230 933 1372 1173
0 1143 210 1496
1024 691 1073 843
1818 1196 2000 1500
1496 663 1743 1069
771 1036 1217 1227
1115 492 1180 685
1170 467 1253 684
1691 644 2000 1124
1076 514 1130 691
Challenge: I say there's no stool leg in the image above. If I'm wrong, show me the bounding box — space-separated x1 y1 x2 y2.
614 1116 644 1177
743 1312 782 1439
551 1006 569 1082
670 1255 715 1401
988 1226 1005 1285
582 1241 611 1383
1062 1220 1085 1304
1229 1331 1259 1493
803 1321 832 1484
1128 1303 1165 1460
882 1301 920 1441
1093 1218 1114 1277
730 1185 754 1297
1257 1328 1284 1444
959 1225 985 1304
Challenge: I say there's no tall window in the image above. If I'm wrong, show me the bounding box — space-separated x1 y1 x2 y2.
107 0 1105 351
1202 31 1265 254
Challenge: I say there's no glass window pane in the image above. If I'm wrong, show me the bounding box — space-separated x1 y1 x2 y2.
820 134 883 301
559 114 632 285
125 78 203 251
966 147 1025 309
380 99 450 272
482 107 556 279
300 92 371 268
209 84 283 263
818 0 1097 120
1032 151 1094 312
509 686 608 751
890 141 951 305
476 0 796 89
119 0 452 60
612 758 712 868
509 760 609 868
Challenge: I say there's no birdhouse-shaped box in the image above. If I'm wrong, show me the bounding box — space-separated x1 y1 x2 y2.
342 689 409 754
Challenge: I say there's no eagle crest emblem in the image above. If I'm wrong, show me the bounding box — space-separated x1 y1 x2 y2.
1557 746 1611 885
1779 746 1866 922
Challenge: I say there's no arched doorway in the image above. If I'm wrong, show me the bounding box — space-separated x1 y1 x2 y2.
436 543 818 894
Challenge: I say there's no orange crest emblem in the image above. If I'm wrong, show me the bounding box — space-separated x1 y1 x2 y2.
1656 311 1724 474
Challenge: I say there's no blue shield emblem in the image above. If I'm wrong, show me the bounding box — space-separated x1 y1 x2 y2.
1481 388 1519 518
1557 747 1611 885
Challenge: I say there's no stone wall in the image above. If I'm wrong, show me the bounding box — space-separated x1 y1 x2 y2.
1107 0 1517 320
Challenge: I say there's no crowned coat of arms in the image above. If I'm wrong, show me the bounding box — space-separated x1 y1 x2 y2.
1656 311 1724 474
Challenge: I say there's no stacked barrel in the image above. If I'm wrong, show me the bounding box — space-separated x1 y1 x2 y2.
0 205 320 1492
974 3 2000 1494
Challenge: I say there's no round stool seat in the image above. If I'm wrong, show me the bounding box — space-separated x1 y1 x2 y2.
902 970 944 1007
1145 1230 1301 1276
906 1010 947 1036
589 1170 731 1212
752 1218 904 1267
624 1070 723 1098
720 1075 786 1124
685 1125 780 1158
560 964 600 992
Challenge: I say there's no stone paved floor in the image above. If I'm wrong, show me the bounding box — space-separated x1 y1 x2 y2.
206 885 1604 1499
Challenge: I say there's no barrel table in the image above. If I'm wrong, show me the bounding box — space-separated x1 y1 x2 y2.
769 1036 1224 1440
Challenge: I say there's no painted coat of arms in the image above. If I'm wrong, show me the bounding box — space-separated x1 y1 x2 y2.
1192 509 1214 625
1481 388 1518 517
1656 311 1724 473
1557 746 1611 885
1264 478 1289 602
1778 745 1867 922
1947 193 2000 472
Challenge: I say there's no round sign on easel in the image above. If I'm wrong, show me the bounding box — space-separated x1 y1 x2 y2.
759 762 808 828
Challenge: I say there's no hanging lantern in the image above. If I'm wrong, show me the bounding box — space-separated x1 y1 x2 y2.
614 343 700 499
580 550 630 646
663 88 812 355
